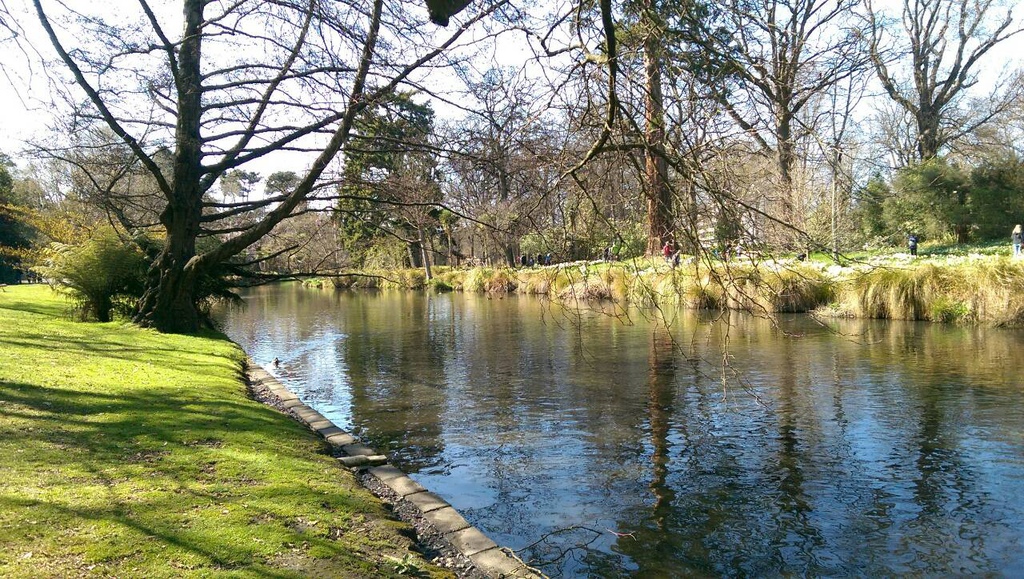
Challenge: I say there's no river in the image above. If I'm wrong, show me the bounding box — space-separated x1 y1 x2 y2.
214 283 1024 576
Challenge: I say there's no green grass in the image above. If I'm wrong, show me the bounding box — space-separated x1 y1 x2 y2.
0 285 449 578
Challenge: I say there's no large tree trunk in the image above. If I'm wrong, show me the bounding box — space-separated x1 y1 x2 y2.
642 4 672 256
916 106 941 161
135 197 204 332
133 0 205 334
776 109 797 237
135 243 200 333
418 226 433 280
503 242 516 268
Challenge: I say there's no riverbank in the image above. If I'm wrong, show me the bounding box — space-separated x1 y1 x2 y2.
307 251 1024 326
0 285 452 578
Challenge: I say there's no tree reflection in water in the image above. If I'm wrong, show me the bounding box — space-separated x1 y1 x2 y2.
216 287 1024 577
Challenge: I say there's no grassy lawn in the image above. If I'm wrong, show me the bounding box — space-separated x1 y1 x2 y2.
0 284 449 578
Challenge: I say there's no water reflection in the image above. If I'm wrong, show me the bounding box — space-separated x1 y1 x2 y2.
215 285 1024 576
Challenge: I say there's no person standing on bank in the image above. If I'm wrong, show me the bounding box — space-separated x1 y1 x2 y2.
908 233 918 257
1012 224 1023 257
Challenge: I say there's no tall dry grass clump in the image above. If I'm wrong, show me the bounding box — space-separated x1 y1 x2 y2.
677 269 724 309
623 270 661 307
619 266 679 307
557 279 612 302
708 262 832 314
761 265 834 313
599 266 630 302
949 258 1024 325
839 265 939 320
432 268 464 291
302 277 336 289
833 258 1024 324
464 267 517 293
516 267 572 296
301 255 1024 326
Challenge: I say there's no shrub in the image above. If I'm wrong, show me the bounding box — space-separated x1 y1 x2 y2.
36 230 148 322
929 297 970 323
427 277 453 292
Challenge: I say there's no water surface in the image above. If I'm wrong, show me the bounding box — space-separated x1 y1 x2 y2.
216 284 1024 576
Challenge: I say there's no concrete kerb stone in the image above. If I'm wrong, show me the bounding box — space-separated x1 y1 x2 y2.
317 425 346 438
341 443 376 456
293 407 326 424
249 366 272 380
367 465 405 481
338 455 388 468
307 419 334 431
470 548 538 578
405 491 450 514
325 433 357 447
449 527 499 557
245 358 545 579
384 475 428 497
422 506 471 535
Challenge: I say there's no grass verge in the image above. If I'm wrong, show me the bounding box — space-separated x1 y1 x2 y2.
0 284 450 578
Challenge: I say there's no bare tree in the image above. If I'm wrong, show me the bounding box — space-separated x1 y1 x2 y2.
442 67 564 265
22 0 501 332
870 98 921 168
866 0 1023 161
703 0 867 239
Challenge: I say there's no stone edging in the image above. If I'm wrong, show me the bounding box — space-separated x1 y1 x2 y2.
245 360 544 579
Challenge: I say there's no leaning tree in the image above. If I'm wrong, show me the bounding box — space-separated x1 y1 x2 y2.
21 0 500 333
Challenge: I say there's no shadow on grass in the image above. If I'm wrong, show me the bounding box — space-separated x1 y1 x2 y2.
0 332 240 380
0 298 74 319
0 377 384 575
0 290 420 576
0 492 328 578
0 379 311 458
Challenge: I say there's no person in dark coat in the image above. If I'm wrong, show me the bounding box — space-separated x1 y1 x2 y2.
908 233 918 257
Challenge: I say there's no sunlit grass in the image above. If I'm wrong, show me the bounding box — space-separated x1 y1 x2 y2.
0 285 450 578
833 257 1024 325
303 249 1024 326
